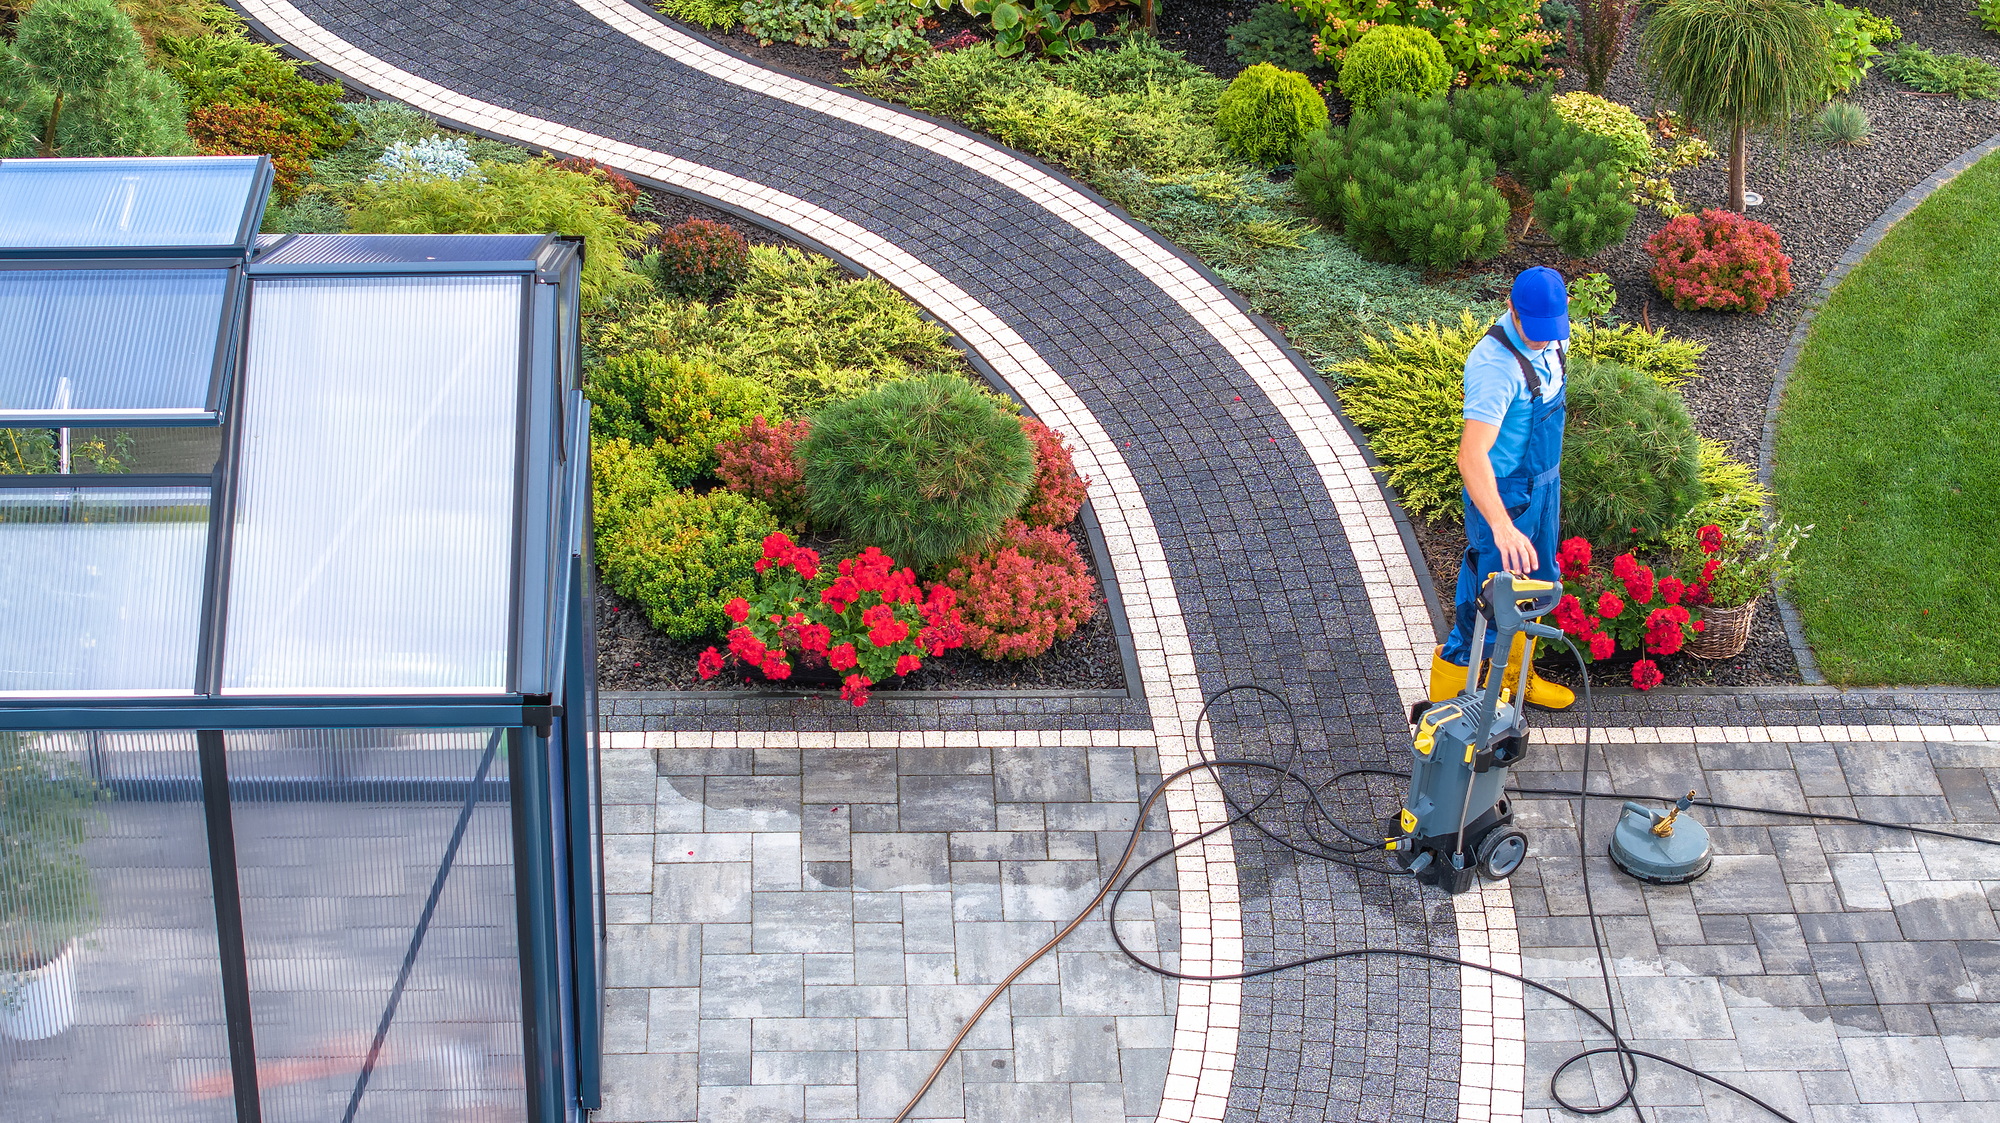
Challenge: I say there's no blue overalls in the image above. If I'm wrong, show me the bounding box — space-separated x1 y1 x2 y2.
1440 325 1567 667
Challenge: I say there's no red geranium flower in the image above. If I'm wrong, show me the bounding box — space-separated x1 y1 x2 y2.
861 603 895 629
894 653 922 676
1622 563 1656 605
1697 524 1724 555
1554 594 1588 635
1588 631 1616 660
724 597 750 624
696 647 725 678
868 620 910 648
1557 537 1593 581
798 623 832 654
1630 659 1664 691
1597 591 1626 619
760 653 792 680
1659 576 1685 606
840 673 872 707
827 643 858 671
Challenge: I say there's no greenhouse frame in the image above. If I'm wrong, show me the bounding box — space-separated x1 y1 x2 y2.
0 155 605 1123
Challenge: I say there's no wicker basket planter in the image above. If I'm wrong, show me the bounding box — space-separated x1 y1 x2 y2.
1689 598 1759 659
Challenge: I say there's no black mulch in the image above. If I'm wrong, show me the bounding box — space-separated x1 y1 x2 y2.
594 521 1129 692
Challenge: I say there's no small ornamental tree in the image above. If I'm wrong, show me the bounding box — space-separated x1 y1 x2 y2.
1575 0 1641 95
1017 416 1089 527
697 535 966 706
1640 0 1834 212
2 0 188 158
945 521 1096 660
1645 209 1795 314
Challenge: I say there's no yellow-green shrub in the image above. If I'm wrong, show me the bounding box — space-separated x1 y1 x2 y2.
1550 92 1652 175
585 350 782 486
1216 62 1328 165
1336 25 1451 111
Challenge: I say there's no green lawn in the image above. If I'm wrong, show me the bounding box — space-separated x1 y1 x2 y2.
1775 151 2000 685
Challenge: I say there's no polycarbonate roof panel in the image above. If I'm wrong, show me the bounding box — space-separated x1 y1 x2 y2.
0 487 208 695
222 274 522 694
0 156 264 250
254 233 550 265
0 269 228 421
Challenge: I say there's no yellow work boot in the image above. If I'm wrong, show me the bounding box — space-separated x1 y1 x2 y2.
1506 632 1575 710
1429 646 1471 703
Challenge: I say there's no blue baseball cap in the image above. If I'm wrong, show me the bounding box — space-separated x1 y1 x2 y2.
1510 266 1570 342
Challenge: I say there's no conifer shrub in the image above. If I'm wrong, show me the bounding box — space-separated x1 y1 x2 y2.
585 350 781 486
1560 355 1706 544
715 416 812 530
1331 311 1708 521
800 373 1035 571
593 480 779 639
1336 25 1451 111
1292 95 1509 268
945 521 1096 660
639 217 751 297
1017 416 1089 527
1217 62 1329 165
1225 2 1323 72
187 101 313 198
3 0 190 158
1294 86 1636 266
156 16 352 155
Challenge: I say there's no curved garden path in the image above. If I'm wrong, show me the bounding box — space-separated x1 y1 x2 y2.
226 0 1506 1118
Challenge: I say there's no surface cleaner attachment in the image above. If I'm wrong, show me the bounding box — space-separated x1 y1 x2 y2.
1390 572 1563 895
1609 792 1714 884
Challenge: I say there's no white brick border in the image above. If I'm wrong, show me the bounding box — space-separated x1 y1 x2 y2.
1537 723 2000 745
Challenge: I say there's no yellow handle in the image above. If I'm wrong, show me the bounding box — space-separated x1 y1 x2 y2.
1512 578 1556 592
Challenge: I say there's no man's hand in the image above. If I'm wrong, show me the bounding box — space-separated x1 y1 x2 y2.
1456 419 1539 575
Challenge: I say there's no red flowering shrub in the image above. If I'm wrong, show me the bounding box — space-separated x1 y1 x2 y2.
945 521 1097 660
695 534 964 705
554 157 644 212
646 218 751 297
188 102 316 200
1645 209 1794 315
1017 417 1090 528
715 416 811 529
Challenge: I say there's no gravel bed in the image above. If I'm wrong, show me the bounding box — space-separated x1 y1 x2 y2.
594 522 1129 692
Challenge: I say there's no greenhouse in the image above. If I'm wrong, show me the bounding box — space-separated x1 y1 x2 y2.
0 155 604 1123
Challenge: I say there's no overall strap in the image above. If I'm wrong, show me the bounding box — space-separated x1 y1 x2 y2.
1483 324 1541 400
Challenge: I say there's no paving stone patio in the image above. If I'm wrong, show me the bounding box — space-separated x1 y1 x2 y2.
1511 736 2000 1123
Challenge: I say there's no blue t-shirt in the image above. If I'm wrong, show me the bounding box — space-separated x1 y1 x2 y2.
1462 313 1564 480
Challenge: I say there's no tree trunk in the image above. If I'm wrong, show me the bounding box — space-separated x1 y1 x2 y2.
1142 0 1155 32
38 91 63 159
1729 121 1748 212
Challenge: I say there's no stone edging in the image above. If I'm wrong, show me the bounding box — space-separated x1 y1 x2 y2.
1757 130 2000 687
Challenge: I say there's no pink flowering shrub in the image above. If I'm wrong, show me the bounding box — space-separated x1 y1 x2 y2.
1645 209 1794 315
1017 417 1090 528
945 522 1097 661
696 534 964 706
1551 534 1716 690
715 416 811 529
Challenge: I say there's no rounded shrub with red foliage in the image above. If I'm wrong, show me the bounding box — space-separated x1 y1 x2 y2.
695 534 964 706
646 217 751 298
188 103 316 200
715 416 811 530
945 521 1097 661
553 156 643 212
1017 417 1089 528
1645 209 1794 315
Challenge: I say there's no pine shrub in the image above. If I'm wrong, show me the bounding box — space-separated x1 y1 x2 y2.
1217 62 1329 166
594 482 780 639
641 217 751 298
156 19 352 155
800 373 1035 572
1293 95 1509 269
1645 209 1794 314
1560 356 1707 544
1336 25 1451 111
1225 2 1323 72
1879 44 1999 99
945 521 1096 660
585 350 781 486
715 416 812 530
1534 162 1636 258
1017 416 1089 527
6 0 190 158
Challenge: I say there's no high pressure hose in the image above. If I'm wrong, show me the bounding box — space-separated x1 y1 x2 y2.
890 648 2000 1123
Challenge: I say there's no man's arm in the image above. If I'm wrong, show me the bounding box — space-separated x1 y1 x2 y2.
1457 419 1538 575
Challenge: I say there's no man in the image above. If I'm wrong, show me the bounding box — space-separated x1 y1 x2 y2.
1429 265 1575 710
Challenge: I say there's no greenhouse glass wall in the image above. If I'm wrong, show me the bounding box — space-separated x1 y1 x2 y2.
0 156 604 1123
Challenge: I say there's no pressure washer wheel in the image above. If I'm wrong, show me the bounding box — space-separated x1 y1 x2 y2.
1476 829 1529 880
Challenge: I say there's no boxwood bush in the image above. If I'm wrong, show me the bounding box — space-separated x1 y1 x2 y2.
585 350 782 487
592 446 780 639
1217 63 1328 166
800 373 1035 571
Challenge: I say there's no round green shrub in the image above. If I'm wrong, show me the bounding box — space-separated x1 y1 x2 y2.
1550 92 1653 174
1216 62 1329 166
1560 356 1708 544
585 350 782 487
1337 26 1452 112
800 373 1035 572
594 485 779 640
